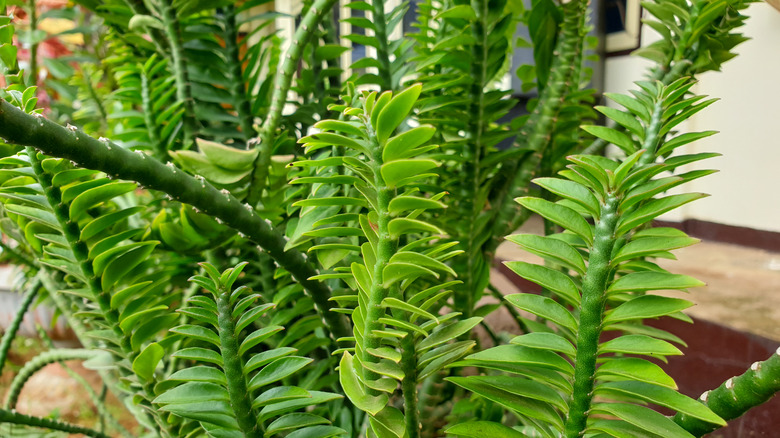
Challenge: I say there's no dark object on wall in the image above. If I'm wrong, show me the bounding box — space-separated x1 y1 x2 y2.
605 0 642 55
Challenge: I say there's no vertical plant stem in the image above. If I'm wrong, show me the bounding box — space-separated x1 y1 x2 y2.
248 0 338 204
371 0 394 91
140 63 164 160
223 5 255 143
215 284 262 438
159 0 198 148
401 335 420 438
488 0 587 250
27 0 37 84
563 195 618 437
0 277 39 373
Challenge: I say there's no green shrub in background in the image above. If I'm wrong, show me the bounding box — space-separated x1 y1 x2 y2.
0 0 777 437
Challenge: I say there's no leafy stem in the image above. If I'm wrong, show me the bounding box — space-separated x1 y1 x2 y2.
563 195 618 437
248 0 339 204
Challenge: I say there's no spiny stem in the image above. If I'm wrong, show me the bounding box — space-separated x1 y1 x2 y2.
247 0 338 204
223 4 255 143
673 348 780 437
159 0 198 148
0 277 39 373
215 282 262 438
0 408 111 438
4 349 95 409
371 0 395 91
563 195 619 437
488 0 588 252
0 101 349 342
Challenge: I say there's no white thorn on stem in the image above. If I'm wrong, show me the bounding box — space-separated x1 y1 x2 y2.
700 391 710 402
725 378 735 390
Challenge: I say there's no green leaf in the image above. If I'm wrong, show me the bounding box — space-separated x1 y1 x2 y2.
69 182 137 220
154 382 229 405
382 262 438 287
252 386 311 408
599 335 683 357
313 120 364 137
381 297 438 323
418 317 482 351
510 333 576 357
389 251 453 276
168 366 227 385
376 84 422 144
266 413 331 436
503 261 580 306
589 403 695 438
132 342 163 382
446 421 525 438
657 131 718 156
171 347 223 367
608 272 705 293
300 132 367 154
505 234 586 275
338 352 388 416
387 218 443 238
516 197 593 244
615 193 707 236
595 381 725 425
388 195 445 214
239 326 285 356
581 125 637 154
380 159 438 189
170 325 221 347
464 345 573 374
248 357 312 391
197 138 258 171
383 125 436 162
595 106 644 138
533 177 601 218
595 357 677 389
370 406 405 438
435 4 477 20
505 294 577 332
604 295 694 325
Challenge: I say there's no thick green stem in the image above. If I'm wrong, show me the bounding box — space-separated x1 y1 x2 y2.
459 0 490 318
563 195 619 437
0 408 110 438
674 348 780 437
247 0 338 204
223 5 255 143
140 65 164 160
216 285 262 438
4 349 95 409
371 0 395 91
0 277 39 373
0 101 349 342
160 0 198 148
401 335 420 438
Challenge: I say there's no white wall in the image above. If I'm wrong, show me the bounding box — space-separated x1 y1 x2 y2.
604 4 780 232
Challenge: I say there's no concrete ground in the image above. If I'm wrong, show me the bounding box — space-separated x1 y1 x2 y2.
495 217 780 341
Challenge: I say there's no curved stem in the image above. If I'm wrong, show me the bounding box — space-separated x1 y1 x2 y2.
247 0 338 205
0 408 110 438
223 5 255 143
159 0 198 148
4 348 95 409
673 348 780 437
563 195 618 437
0 277 39 373
0 101 349 342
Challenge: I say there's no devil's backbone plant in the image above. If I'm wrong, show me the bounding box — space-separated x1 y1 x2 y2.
0 0 778 438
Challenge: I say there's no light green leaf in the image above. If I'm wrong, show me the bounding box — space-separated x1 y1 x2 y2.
533 177 601 218
589 403 695 438
595 381 725 425
171 325 221 347
376 84 422 144
381 297 438 323
171 347 223 367
615 193 707 236
380 159 439 189
464 345 573 374
382 262 438 287
154 382 229 405
132 342 164 382
252 386 311 409
387 218 444 237
503 261 580 306
599 335 682 357
266 413 331 436
603 295 694 325
338 352 388 416
197 138 258 171
418 317 482 351
248 357 312 391
369 406 405 438
608 272 704 293
516 197 593 244
383 125 436 162
505 294 577 332
168 366 227 385
505 234 586 275
388 195 446 214
510 333 576 357
446 421 525 438
581 125 637 154
595 357 677 389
